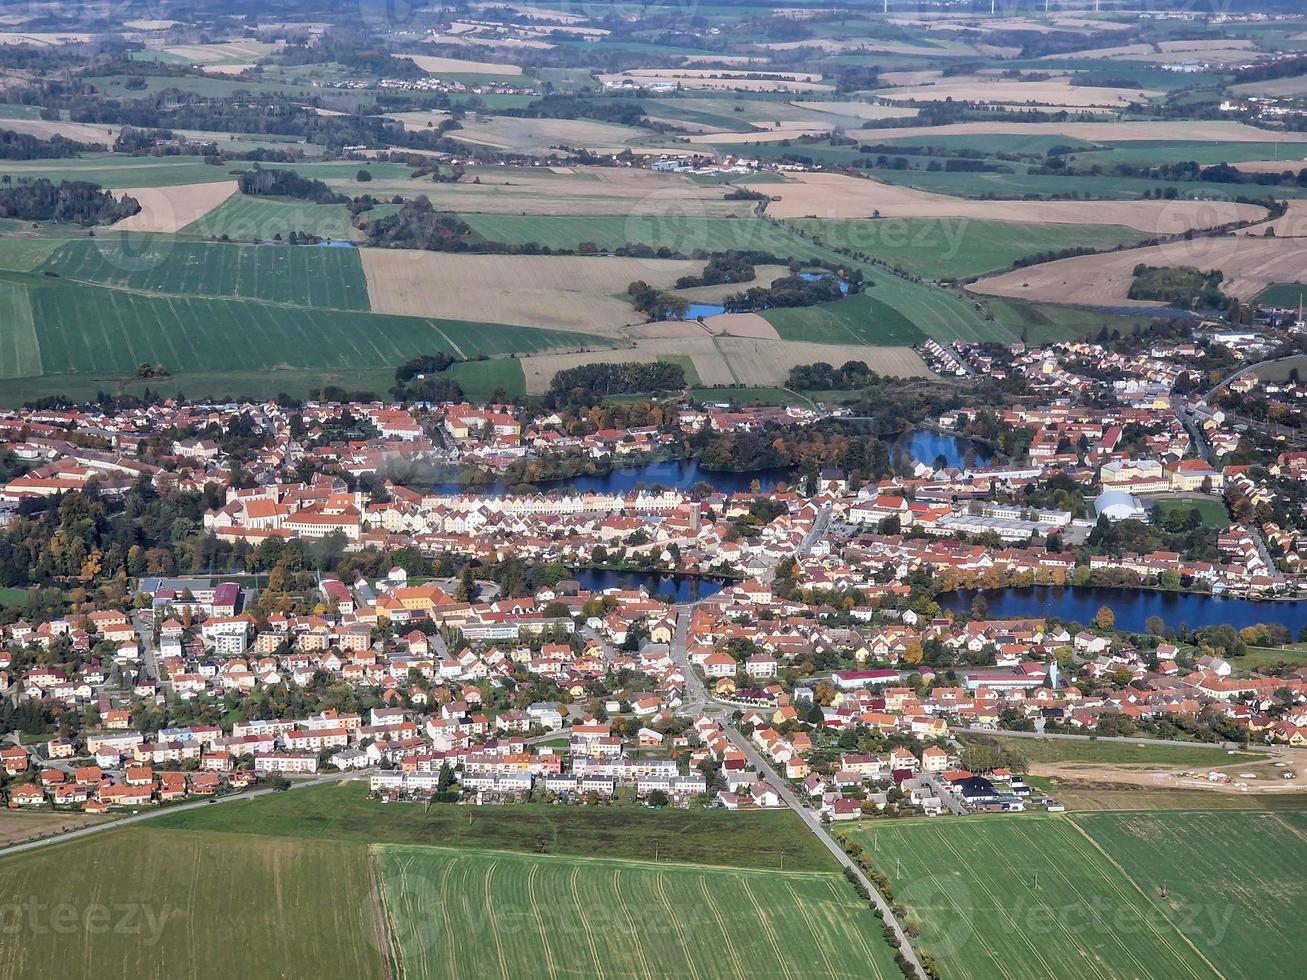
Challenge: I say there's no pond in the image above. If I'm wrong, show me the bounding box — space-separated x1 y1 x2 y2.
939 585 1307 634
895 429 993 469
431 458 796 496
569 568 726 602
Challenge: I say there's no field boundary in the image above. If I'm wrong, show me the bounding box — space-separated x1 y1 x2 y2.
1064 815 1229 980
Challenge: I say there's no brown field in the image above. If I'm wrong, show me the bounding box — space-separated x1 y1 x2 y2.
1226 157 1307 175
112 181 238 233
406 53 523 75
0 31 93 46
1231 75 1307 99
689 126 838 145
970 235 1307 305
878 70 944 86
383 110 453 132
330 165 750 216
704 312 782 339
0 118 117 144
788 100 919 121
521 335 930 393
1248 199 1307 237
1046 38 1259 64
598 69 832 93
877 76 1158 108
763 171 1266 231
0 811 110 847
360 250 701 333
449 116 665 154
831 120 1307 144
153 40 281 64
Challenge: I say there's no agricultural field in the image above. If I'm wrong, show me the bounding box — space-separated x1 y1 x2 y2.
961 734 1258 767
0 828 383 980
111 182 238 234
764 292 926 346
855 814 1223 980
376 844 901 980
786 217 1151 281
156 781 834 871
971 236 1307 307
38 240 372 310
0 269 603 401
179 195 386 243
1076 810 1307 980
459 213 815 257
445 358 527 401
1256 282 1307 308
982 296 1157 345
763 172 1266 231
359 250 701 334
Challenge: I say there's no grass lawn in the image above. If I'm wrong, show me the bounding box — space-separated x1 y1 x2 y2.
786 217 1149 281
179 195 378 243
156 781 835 871
1153 497 1230 529
0 828 383 980
377 843 901 979
0 237 69 272
692 385 811 407
853 814 1221 980
445 358 526 401
1230 644 1307 671
965 734 1260 768
1075 809 1307 980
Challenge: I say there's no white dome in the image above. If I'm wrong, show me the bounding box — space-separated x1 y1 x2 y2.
1095 490 1142 522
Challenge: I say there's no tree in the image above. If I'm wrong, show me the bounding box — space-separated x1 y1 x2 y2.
1093 605 1115 631
646 789 669 807
1145 615 1165 636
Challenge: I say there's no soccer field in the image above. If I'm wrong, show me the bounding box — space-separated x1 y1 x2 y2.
376 844 901 980
854 814 1220 980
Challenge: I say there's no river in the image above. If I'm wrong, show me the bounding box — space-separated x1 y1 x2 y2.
940 585 1307 633
431 458 796 497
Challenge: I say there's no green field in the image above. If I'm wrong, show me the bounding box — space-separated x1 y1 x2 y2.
377 844 900 980
0 828 382 980
983 295 1159 344
0 269 602 400
693 385 812 407
1256 282 1307 309
180 195 375 243
0 237 70 272
458 213 810 255
787 217 1149 281
965 734 1258 767
1077 810 1307 980
856 814 1221 980
157 782 833 871
1229 644 1307 671
445 358 526 401
765 291 926 346
39 240 372 309
1153 497 1231 529
0 155 240 188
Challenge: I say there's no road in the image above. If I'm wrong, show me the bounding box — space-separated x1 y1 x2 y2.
131 610 159 681
0 768 370 860
722 724 927 980
671 602 710 712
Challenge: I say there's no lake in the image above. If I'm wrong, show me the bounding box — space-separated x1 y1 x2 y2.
940 585 1307 633
431 458 796 497
570 568 726 602
896 429 993 469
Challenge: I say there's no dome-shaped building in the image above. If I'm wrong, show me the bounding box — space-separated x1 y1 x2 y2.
1094 489 1145 523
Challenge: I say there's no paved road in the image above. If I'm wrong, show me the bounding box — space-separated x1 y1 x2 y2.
722 724 927 980
131 611 159 682
0 769 369 860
